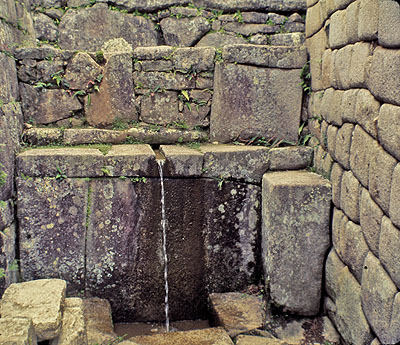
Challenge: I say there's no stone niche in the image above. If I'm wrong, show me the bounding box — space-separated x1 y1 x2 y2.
16 144 315 322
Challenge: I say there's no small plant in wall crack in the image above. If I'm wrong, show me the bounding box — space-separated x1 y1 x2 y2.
0 260 19 279
300 61 311 94
55 166 67 180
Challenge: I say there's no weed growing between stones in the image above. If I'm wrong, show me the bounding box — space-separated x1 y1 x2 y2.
300 61 311 94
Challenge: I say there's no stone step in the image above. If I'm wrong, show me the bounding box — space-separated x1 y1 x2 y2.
17 144 313 182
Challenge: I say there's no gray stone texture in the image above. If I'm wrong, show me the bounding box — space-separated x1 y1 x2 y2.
329 10 347 49
340 170 361 223
172 47 215 72
379 216 400 289
200 145 269 183
0 199 13 230
19 84 82 125
133 71 207 90
0 53 19 103
321 49 336 89
209 292 265 337
0 318 37 345
362 252 400 344
390 164 400 228
160 16 210 47
355 89 379 139
17 178 87 294
140 91 179 125
0 223 17 295
326 124 338 159
330 163 343 208
331 266 373 345
268 146 313 171
100 0 189 11
378 0 400 48
17 148 105 178
306 27 328 91
367 46 400 107
341 89 359 123
360 188 383 257
332 208 347 258
58 4 160 51
210 63 302 143
222 45 307 69
196 32 247 48
325 248 346 301
63 129 127 145
334 45 353 90
369 144 397 215
358 0 378 40
64 52 102 90
345 1 359 44
378 103 400 161
86 53 138 127
160 145 204 177
262 171 331 315
34 13 58 42
192 0 306 11
350 42 374 88
313 144 333 179
306 2 322 38
335 123 353 169
1 279 66 341
223 22 280 36
350 125 379 188
269 32 305 46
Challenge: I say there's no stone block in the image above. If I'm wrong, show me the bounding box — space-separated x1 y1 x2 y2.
345 1 359 44
320 88 334 125
332 266 373 345
34 13 58 42
332 208 347 256
140 91 179 125
0 318 37 345
360 188 383 257
51 298 87 345
306 27 328 91
58 4 160 51
306 2 322 38
358 0 378 40
17 178 87 293
210 63 302 144
313 145 333 179
19 84 82 125
64 52 102 90
325 248 346 301
223 22 280 36
203 181 261 293
268 146 313 171
378 0 400 48
200 145 269 183
350 42 374 88
326 125 338 159
222 45 307 69
335 123 354 169
269 33 305 46
193 0 306 11
63 129 127 145
362 252 400 344
355 89 379 139
129 327 233 345
160 16 210 47
341 89 359 123
98 0 189 11
378 103 400 161
135 60 173 72
350 125 379 188
340 170 361 223
0 53 18 104
330 163 343 208
86 53 138 127
390 164 400 228
369 144 397 215
329 10 347 49
172 47 215 72
1 279 66 341
196 32 247 47
83 298 116 345
367 46 400 107
379 217 400 289
23 128 64 146
0 199 13 230
17 148 105 177
235 335 284 345
262 171 331 315
321 49 336 89
0 222 17 295
209 292 265 337
160 145 204 177
133 71 201 90
334 45 353 89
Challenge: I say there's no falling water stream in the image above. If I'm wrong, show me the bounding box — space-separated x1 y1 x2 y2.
157 159 170 332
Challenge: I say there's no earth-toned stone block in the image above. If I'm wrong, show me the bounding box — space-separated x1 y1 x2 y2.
378 104 400 161
360 188 383 257
63 129 127 145
160 16 210 47
100 0 189 11
210 63 302 143
335 123 353 169
262 171 331 315
306 2 322 37
362 252 400 344
17 178 87 293
268 146 313 171
172 47 215 72
200 144 269 183
378 0 400 48
390 164 400 228
52 298 87 345
1 279 66 341
209 292 265 337
325 248 346 301
58 4 160 51
192 0 306 11
160 145 204 177
345 1 359 44
86 53 138 127
222 45 307 68
0 199 13 230
196 32 247 47
350 42 373 88
64 52 102 90
334 45 353 90
332 208 347 256
331 266 373 345
358 0 378 40
341 89 359 123
0 318 37 345
140 91 179 125
340 170 361 223
306 27 328 91
223 22 280 36
355 89 379 139
34 13 58 42
17 148 105 177
270 32 305 46
330 163 343 208
367 47 400 107
0 53 18 104
19 84 82 125
133 71 201 90
329 10 347 49
0 223 17 295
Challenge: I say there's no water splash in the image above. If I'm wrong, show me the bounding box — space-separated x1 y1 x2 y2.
157 159 170 332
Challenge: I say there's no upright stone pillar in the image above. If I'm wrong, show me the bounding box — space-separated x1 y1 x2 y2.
262 171 331 315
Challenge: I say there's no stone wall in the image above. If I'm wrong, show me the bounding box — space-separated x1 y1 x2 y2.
0 0 35 294
306 0 400 344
